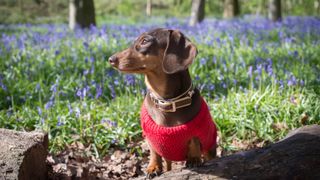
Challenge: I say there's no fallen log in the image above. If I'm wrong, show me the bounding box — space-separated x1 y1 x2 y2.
137 125 320 180
0 128 48 180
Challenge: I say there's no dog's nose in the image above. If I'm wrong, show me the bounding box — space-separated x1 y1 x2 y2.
108 55 118 65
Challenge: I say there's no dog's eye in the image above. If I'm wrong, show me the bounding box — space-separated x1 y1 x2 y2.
141 39 149 45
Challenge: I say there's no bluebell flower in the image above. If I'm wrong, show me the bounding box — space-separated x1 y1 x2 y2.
67 102 73 115
83 69 89 75
255 64 263 75
57 116 64 126
114 79 119 85
55 50 60 56
212 56 217 64
290 96 297 105
300 80 305 86
200 57 207 65
287 75 297 86
233 79 237 85
0 82 7 91
75 107 80 118
279 80 284 89
50 84 57 93
125 75 136 86
266 65 273 76
108 84 116 99
247 66 253 77
222 82 227 89
90 66 95 74
209 84 215 91
90 56 95 63
37 106 42 116
76 88 82 98
83 41 89 50
95 84 102 99
83 102 87 109
45 101 54 109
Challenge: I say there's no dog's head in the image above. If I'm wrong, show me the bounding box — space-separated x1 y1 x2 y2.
108 28 197 74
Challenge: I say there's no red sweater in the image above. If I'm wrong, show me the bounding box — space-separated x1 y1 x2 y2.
140 98 217 161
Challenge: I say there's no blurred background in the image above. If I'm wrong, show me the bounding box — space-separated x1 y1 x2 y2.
0 0 319 25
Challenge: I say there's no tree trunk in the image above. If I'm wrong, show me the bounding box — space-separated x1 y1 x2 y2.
69 0 96 30
135 125 320 179
146 0 152 16
223 0 240 18
0 129 48 180
189 0 205 26
268 0 282 21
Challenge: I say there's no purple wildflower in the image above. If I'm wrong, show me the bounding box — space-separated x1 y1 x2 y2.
288 75 297 86
36 83 41 91
90 56 95 63
290 96 297 105
75 107 80 118
212 56 217 64
95 84 102 99
209 84 215 91
222 82 227 89
108 84 116 99
83 41 89 50
83 69 89 75
55 50 60 56
45 101 54 109
50 84 57 93
256 64 263 76
279 80 284 89
300 80 305 86
200 57 207 65
37 106 42 116
248 66 253 77
67 102 73 115
57 116 64 126
125 75 136 86
76 88 82 98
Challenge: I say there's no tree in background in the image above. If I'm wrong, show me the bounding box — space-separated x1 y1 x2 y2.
223 0 240 18
268 0 281 21
69 0 96 30
146 0 152 16
189 0 205 26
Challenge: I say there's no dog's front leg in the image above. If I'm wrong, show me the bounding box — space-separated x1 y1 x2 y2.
146 141 163 178
186 137 202 167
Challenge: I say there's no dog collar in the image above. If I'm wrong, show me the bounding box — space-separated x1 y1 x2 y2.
148 83 194 112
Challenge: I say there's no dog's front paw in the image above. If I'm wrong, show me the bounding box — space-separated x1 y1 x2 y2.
146 164 162 179
186 157 202 168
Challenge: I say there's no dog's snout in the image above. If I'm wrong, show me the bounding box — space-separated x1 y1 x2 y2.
108 55 118 65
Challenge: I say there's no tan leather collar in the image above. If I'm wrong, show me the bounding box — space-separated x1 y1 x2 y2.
148 83 194 112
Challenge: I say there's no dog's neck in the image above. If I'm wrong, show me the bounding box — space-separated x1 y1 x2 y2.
145 70 192 100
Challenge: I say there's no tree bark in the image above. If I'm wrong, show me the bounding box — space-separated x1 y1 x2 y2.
223 0 240 18
189 0 205 26
268 0 282 21
135 125 320 179
146 0 152 16
69 0 96 30
0 129 48 180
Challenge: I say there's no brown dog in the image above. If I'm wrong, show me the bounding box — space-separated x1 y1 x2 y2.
109 28 217 178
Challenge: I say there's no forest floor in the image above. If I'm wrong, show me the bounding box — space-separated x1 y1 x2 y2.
47 138 266 179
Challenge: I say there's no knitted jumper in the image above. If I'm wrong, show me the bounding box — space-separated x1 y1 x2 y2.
140 98 217 161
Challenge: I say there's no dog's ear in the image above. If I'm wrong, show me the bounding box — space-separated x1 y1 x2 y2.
162 30 197 74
